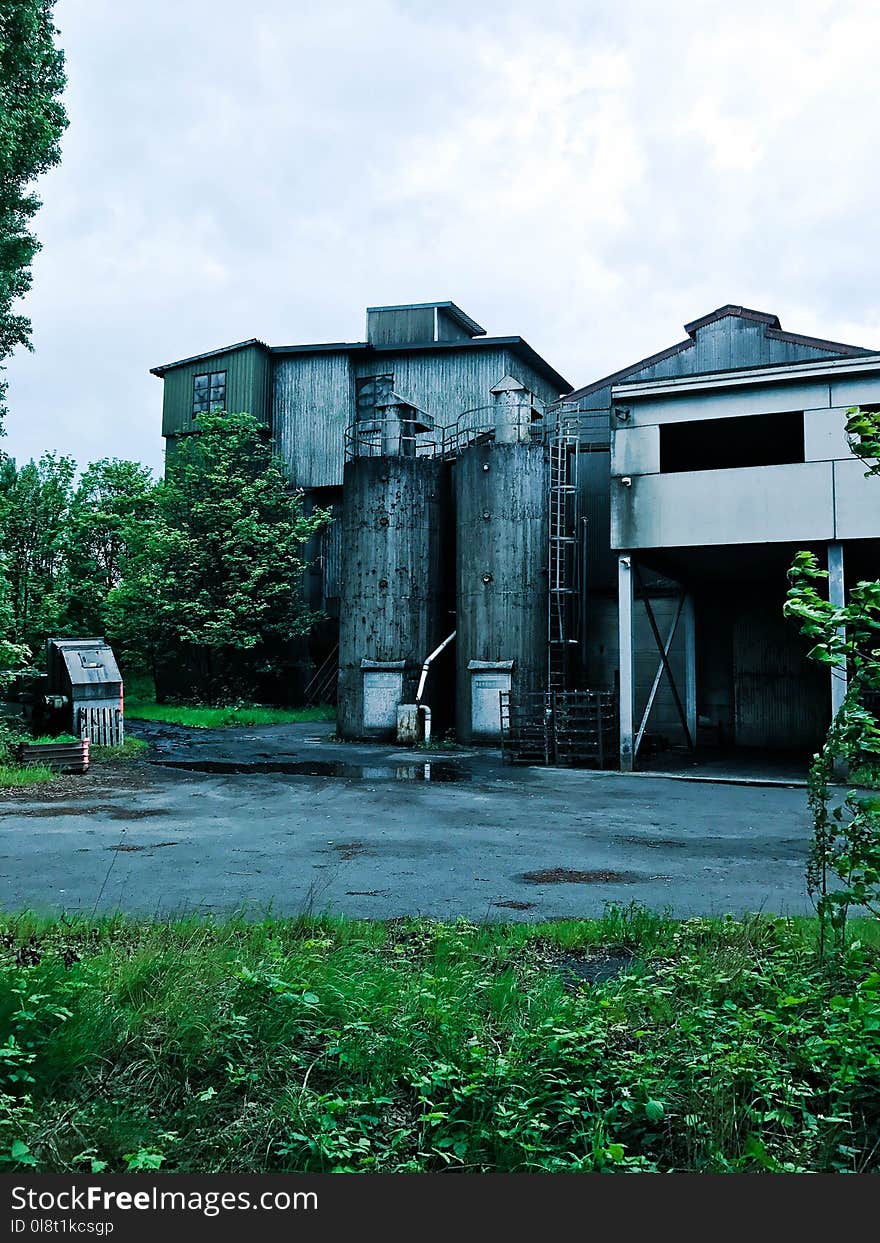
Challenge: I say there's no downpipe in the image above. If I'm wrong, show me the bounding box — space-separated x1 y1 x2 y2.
415 630 456 745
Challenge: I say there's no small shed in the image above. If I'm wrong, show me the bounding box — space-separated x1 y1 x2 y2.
46 637 124 747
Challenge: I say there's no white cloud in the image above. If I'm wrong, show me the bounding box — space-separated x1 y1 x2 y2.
4 0 880 472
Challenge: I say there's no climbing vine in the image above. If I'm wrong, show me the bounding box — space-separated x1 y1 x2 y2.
784 406 880 953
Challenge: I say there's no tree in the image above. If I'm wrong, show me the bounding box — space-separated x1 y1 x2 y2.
65 458 157 636
784 406 880 954
107 412 331 702
0 0 67 428
0 450 74 651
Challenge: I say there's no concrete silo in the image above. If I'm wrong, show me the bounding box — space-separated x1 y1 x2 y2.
337 394 452 740
454 376 549 743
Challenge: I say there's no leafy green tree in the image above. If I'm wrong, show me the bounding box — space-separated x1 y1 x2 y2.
785 406 880 953
0 0 67 427
107 412 331 702
65 458 157 636
0 451 74 651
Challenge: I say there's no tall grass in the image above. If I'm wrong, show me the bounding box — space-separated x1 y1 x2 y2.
1 910 879 1173
0 763 54 788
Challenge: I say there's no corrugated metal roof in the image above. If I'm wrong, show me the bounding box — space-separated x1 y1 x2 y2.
150 338 270 378
561 305 874 404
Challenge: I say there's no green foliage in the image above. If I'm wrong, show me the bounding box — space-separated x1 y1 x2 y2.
845 404 880 476
106 412 331 703
0 913 879 1173
0 452 75 650
785 409 880 953
65 459 156 637
0 0 67 426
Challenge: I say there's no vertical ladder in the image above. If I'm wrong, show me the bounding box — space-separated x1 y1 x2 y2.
547 410 580 691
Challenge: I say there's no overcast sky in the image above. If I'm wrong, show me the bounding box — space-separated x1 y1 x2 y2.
3 0 879 474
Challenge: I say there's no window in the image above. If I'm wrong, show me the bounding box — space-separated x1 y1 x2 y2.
659 410 805 474
192 370 227 417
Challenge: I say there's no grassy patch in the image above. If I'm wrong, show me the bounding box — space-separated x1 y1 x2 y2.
123 676 334 728
1 910 880 1173
124 701 335 728
89 737 148 763
0 763 55 788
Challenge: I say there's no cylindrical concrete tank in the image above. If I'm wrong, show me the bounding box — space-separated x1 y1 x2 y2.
337 453 451 739
454 438 549 743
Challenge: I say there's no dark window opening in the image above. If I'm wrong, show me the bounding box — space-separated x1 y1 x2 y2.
659 410 805 474
192 370 227 417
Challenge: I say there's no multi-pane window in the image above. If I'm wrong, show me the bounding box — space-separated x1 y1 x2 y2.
192 370 227 417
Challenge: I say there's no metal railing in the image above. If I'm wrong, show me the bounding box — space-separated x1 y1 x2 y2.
345 417 441 461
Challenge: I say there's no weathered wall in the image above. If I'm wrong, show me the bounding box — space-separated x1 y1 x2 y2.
161 344 271 437
454 441 548 742
337 456 451 739
272 351 354 489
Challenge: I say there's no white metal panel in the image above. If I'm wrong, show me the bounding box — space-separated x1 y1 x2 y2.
833 459 880 539
470 670 511 738
611 462 835 548
619 380 831 428
830 374 880 408
804 407 850 462
363 671 403 730
611 425 660 476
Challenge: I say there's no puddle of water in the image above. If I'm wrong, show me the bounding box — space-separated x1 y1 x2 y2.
152 759 471 782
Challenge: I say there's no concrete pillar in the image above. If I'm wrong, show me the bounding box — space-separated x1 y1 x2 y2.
618 554 634 771
828 542 847 721
491 375 532 444
683 591 697 747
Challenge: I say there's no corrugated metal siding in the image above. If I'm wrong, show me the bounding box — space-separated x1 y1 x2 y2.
321 507 343 603
733 600 828 748
161 344 271 436
272 351 353 488
367 307 435 345
354 347 559 435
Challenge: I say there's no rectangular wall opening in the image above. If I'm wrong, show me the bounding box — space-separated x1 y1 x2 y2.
659 410 805 474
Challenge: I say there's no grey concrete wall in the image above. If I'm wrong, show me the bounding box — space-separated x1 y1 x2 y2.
454 441 548 742
337 456 451 739
612 462 836 549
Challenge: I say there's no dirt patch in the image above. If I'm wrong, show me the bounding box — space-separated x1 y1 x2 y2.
331 842 370 861
10 805 164 820
107 840 178 853
520 868 642 885
493 899 536 911
553 950 635 989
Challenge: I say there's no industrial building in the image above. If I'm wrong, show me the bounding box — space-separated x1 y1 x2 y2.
152 301 880 769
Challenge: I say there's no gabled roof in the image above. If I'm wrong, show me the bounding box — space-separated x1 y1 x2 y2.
563 304 874 404
150 338 269 377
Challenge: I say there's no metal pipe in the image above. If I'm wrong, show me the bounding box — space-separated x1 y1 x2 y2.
415 630 456 705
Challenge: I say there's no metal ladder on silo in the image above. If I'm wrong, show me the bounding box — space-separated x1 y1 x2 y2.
547 411 580 692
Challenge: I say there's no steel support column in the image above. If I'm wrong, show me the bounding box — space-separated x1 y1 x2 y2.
828 542 847 721
683 591 697 748
618 554 634 771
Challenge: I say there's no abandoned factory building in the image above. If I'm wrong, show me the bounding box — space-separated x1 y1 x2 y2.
151 300 880 770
